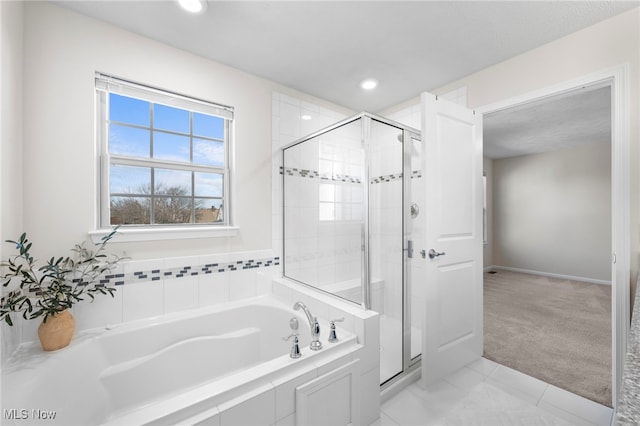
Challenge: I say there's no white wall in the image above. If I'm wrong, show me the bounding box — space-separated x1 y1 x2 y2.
386 7 639 297
19 1 277 259
440 7 639 298
0 0 25 364
492 143 612 282
1 1 23 259
1 2 353 361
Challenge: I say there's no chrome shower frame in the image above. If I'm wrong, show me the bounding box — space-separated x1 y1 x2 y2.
281 112 421 383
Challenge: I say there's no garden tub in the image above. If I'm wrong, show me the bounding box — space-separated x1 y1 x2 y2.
1 295 359 425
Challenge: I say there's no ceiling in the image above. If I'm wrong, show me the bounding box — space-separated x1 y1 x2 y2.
53 0 638 113
50 1 632 159
484 85 612 159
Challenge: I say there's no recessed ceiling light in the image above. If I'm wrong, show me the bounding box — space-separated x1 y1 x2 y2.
177 0 207 14
301 114 312 121
360 78 378 90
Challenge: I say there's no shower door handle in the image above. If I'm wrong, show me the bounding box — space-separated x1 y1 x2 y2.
428 249 446 259
405 240 414 258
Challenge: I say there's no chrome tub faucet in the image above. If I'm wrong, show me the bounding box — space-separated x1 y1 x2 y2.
293 301 322 351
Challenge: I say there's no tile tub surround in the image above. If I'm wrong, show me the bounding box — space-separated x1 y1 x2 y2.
616 283 640 425
0 250 279 359
272 276 382 426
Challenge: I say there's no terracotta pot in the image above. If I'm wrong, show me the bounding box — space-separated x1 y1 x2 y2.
38 310 75 351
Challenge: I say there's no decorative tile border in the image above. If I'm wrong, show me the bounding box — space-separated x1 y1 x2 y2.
118 257 279 286
281 166 422 185
370 170 422 184
281 167 361 184
0 256 280 301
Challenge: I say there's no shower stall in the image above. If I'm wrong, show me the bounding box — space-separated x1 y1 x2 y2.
282 112 423 384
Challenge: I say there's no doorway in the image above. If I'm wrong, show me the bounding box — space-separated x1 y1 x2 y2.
477 65 630 407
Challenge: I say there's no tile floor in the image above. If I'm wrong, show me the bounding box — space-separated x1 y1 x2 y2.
372 358 613 426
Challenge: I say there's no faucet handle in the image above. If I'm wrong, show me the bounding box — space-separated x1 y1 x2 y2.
282 333 302 359
282 332 299 341
328 317 345 343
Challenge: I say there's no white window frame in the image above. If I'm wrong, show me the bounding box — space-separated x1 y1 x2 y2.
92 73 238 242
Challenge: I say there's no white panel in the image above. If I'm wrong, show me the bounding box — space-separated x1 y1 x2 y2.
295 360 360 426
437 263 474 348
437 115 475 238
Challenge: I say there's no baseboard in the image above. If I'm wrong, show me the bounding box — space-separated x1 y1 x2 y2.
486 265 612 286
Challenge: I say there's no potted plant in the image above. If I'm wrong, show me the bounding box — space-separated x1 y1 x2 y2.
0 227 124 351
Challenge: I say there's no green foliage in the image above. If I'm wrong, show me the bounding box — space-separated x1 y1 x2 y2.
0 227 125 325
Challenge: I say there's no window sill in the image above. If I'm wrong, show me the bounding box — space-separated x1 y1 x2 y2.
89 226 239 243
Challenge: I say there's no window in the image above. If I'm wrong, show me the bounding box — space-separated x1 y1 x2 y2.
96 74 233 229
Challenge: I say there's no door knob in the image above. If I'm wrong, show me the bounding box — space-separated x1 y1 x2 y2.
428 249 445 259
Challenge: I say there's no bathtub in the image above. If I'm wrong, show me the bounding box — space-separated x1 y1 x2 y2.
1 295 360 425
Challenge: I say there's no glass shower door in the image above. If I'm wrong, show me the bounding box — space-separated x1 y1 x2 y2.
368 118 406 384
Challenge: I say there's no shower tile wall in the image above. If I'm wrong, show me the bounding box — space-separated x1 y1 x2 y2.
272 92 353 290
283 127 363 296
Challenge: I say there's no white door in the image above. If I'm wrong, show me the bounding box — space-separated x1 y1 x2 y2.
421 92 484 385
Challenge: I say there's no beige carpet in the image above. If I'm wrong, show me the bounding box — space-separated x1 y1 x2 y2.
483 269 612 407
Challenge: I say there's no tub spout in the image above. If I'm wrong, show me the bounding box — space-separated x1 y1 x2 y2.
293 301 322 351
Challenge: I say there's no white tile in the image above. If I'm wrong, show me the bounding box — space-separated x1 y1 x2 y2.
20 314 40 344
198 273 229 307
487 364 548 405
360 368 381 426
381 380 466 425
379 412 400 426
279 102 301 138
121 281 163 322
229 269 257 301
466 357 500 377
435 382 572 426
315 351 353 377
73 289 123 331
539 384 612 426
256 270 273 296
537 401 600 426
444 365 486 390
163 276 198 314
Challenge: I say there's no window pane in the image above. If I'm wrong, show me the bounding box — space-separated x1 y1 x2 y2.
194 172 222 197
154 104 189 134
195 199 222 223
110 165 150 194
109 93 149 127
154 197 192 224
193 139 224 167
110 196 150 225
153 131 190 162
109 124 150 158
155 168 191 196
193 113 224 139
